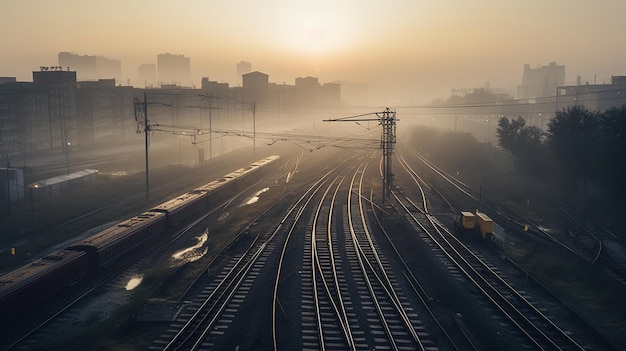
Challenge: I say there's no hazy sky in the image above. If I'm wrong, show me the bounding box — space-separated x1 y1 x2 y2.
2 0 626 103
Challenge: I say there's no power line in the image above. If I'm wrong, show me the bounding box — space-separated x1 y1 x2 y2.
396 86 626 110
324 108 397 203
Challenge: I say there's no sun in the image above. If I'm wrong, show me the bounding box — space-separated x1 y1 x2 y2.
288 20 339 55
271 3 357 57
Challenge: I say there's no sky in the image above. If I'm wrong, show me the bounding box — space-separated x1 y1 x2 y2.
2 0 626 103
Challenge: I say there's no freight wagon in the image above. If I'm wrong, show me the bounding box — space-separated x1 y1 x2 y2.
0 155 281 327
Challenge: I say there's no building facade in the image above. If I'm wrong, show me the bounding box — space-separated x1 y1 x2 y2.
1 67 341 163
236 61 252 85
556 76 626 112
157 53 191 87
242 71 269 104
138 64 157 88
58 52 122 81
0 81 50 158
518 62 565 99
33 68 78 153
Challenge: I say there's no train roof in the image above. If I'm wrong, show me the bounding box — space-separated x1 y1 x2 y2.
475 212 493 222
69 211 166 249
0 250 86 294
194 176 231 192
252 155 280 166
194 155 280 193
150 191 207 212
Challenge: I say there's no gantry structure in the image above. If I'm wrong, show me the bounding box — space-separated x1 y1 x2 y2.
324 108 397 202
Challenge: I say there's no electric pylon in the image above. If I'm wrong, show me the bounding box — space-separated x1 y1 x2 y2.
323 107 397 202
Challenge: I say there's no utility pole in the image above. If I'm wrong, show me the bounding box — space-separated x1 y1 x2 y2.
324 107 398 203
253 101 256 160
380 108 396 201
134 93 150 202
5 161 10 216
209 97 213 162
198 94 226 163
133 93 172 201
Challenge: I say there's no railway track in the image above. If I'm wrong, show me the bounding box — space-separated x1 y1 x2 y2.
396 192 588 350
274 155 438 351
2 221 195 351
551 198 626 285
2 155 287 351
404 145 626 289
394 150 616 350
142 150 445 350
347 161 431 351
12 145 621 350
147 158 337 350
157 233 267 350
273 164 349 350
307 175 356 350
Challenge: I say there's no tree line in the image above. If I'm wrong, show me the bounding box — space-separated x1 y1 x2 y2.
496 104 626 200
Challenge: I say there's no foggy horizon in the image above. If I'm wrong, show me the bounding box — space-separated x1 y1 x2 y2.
3 1 626 104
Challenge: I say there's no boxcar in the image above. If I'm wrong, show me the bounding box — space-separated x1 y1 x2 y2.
150 191 208 226
457 210 494 239
0 249 88 325
194 155 281 208
475 212 494 239
67 211 167 270
197 177 235 208
460 211 476 230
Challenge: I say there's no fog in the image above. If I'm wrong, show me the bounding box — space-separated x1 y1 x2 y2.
3 1 626 104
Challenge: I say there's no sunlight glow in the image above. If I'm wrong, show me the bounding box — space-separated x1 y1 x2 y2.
271 3 360 56
243 187 270 206
125 275 143 290
171 230 209 266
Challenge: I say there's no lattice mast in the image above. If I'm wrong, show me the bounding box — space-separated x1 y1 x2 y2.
324 107 397 203
380 108 396 202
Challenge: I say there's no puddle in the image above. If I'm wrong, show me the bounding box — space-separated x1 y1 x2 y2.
171 230 209 266
125 275 144 290
110 171 128 176
242 187 269 206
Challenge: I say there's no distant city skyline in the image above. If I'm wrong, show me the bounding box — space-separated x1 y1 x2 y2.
3 1 626 103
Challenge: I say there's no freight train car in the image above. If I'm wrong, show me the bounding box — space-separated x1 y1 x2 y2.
0 155 281 327
456 210 494 239
475 212 494 239
196 154 281 208
0 249 88 326
150 191 208 227
67 211 167 270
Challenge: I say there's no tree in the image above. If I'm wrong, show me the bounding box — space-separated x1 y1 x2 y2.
546 105 600 195
598 105 626 199
497 116 525 154
496 116 545 176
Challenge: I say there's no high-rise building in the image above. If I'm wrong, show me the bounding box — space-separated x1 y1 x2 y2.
237 61 252 85
33 67 78 153
518 62 565 99
59 52 96 80
138 64 157 88
0 80 49 158
58 52 121 81
96 56 122 82
157 53 191 86
295 76 320 107
242 71 269 104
